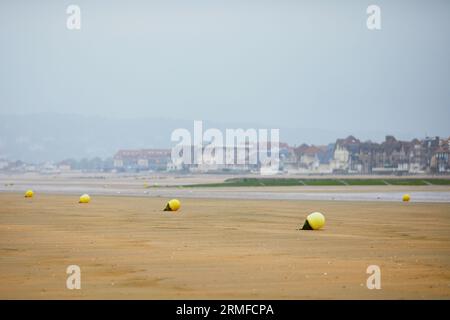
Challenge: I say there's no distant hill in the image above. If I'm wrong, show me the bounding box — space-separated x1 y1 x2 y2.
0 113 382 162
0 113 183 162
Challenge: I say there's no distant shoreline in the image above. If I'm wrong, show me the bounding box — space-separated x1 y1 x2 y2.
186 177 450 188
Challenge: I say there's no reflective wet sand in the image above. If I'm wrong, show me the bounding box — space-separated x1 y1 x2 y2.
1 174 450 203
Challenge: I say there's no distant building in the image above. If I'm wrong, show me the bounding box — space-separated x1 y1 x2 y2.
330 136 359 173
189 142 272 174
166 141 283 174
113 149 171 171
432 137 450 174
282 143 332 174
0 159 8 170
57 160 72 172
327 135 447 175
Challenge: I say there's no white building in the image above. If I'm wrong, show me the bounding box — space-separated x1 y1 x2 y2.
330 145 350 172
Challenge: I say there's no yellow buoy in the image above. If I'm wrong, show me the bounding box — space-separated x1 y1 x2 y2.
301 212 325 230
164 199 181 212
402 194 410 202
79 194 91 203
24 189 34 198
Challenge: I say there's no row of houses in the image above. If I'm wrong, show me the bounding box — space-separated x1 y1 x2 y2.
112 143 284 174
111 135 450 175
284 135 450 175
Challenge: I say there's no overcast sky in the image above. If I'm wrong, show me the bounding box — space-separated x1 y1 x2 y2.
0 0 449 142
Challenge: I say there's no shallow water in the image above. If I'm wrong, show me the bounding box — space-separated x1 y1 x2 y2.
2 183 450 202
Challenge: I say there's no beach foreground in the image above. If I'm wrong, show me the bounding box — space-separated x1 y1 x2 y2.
0 193 449 299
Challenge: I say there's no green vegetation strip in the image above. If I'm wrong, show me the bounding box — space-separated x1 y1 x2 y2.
185 178 450 187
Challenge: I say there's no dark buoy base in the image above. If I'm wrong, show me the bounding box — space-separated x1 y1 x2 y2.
301 220 313 230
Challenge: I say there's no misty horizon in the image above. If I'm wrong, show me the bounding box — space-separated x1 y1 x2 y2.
1 0 449 161
0 112 448 163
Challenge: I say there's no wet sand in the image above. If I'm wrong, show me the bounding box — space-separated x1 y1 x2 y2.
2 174 450 202
1 193 449 299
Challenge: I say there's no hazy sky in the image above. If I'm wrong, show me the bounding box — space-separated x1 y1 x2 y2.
1 0 449 141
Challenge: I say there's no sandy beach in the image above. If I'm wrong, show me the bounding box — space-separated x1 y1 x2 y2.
1 193 449 299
